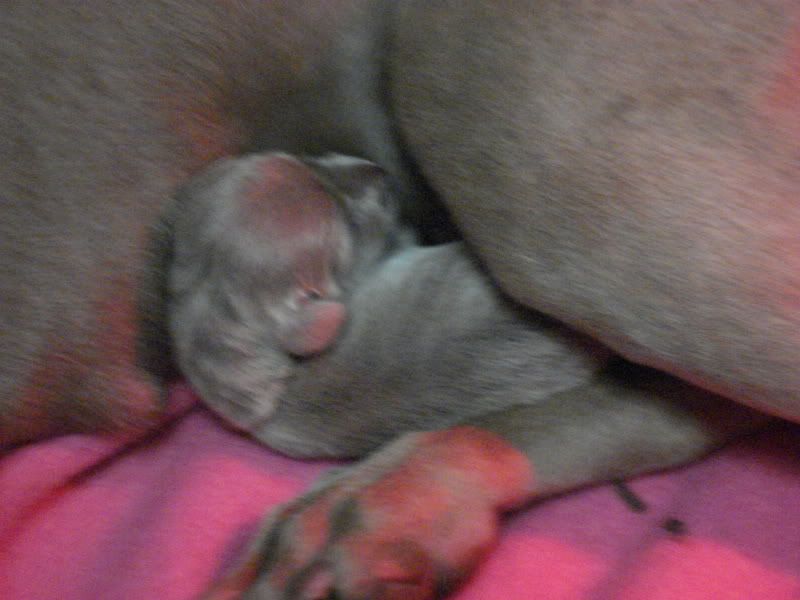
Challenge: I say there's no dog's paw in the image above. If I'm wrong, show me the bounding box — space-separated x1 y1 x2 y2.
206 427 533 600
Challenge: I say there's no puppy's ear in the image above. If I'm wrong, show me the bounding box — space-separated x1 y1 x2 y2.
302 153 387 201
303 153 404 230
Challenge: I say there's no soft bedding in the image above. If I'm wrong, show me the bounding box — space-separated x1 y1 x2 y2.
2 383 799 600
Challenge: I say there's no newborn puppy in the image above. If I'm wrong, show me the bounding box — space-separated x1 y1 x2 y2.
168 153 414 430
170 151 608 451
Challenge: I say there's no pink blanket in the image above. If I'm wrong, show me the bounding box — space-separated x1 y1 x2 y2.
2 383 800 599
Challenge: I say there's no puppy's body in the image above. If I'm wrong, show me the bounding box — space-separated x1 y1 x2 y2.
258 241 611 458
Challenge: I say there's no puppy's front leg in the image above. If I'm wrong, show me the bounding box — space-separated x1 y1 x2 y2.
205 364 767 600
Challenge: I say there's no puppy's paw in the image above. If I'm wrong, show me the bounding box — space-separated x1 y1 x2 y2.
173 315 293 431
205 427 533 599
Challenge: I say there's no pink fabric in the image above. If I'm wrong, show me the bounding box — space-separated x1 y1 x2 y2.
2 383 800 599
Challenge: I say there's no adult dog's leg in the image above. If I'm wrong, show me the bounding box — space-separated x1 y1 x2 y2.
389 1 800 420
206 364 765 599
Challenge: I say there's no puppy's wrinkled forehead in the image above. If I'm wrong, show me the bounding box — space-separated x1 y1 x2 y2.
238 154 337 240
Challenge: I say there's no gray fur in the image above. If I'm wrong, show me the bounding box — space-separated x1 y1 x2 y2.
0 0 410 445
2 1 792 436
258 241 612 458
169 152 609 457
389 0 800 420
0 2 796 596
167 152 413 429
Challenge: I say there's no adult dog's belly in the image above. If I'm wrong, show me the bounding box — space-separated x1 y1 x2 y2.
390 0 800 420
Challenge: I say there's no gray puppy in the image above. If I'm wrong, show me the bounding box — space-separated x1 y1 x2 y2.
168 151 609 456
168 152 413 431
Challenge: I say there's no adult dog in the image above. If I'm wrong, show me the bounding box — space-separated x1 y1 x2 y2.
1 2 798 598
